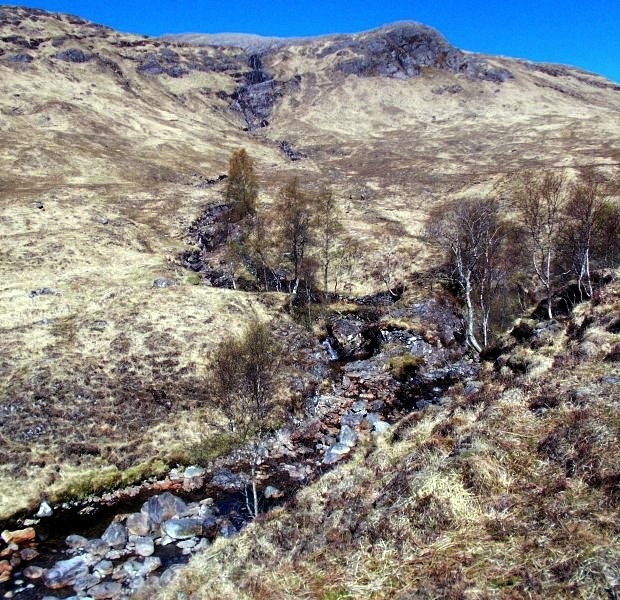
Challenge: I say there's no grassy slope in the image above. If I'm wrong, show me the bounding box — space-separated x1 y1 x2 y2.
156 279 620 599
0 7 619 526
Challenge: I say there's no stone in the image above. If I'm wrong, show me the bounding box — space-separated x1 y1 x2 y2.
132 536 154 557
19 547 39 561
152 277 177 288
101 522 128 548
43 556 89 589
23 565 44 579
88 581 123 600
93 560 113 577
86 538 110 557
210 469 245 491
1 528 36 546
35 501 53 518
126 512 150 536
350 400 367 413
32 201 44 209
218 519 237 538
341 413 364 429
323 442 352 465
372 421 391 434
176 538 197 550
159 565 184 586
338 424 358 448
263 485 284 499
142 556 162 574
141 492 187 526
95 216 109 225
55 48 93 62
183 465 205 478
72 571 101 592
161 518 204 540
200 515 218 538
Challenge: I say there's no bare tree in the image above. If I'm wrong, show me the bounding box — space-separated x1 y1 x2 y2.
314 186 343 296
426 197 507 352
510 170 566 320
209 319 282 517
560 168 609 300
273 177 312 300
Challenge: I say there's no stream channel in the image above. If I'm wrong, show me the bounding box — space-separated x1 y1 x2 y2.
0 303 477 600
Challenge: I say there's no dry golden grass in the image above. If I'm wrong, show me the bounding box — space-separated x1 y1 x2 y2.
157 278 620 599
1 6 619 528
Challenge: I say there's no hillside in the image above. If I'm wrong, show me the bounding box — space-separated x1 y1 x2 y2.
0 5 618 598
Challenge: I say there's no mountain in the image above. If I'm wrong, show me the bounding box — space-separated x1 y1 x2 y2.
0 7 619 598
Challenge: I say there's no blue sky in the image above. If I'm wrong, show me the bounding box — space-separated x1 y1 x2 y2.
13 1 620 82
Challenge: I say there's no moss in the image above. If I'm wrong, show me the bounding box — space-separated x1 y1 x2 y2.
388 354 424 381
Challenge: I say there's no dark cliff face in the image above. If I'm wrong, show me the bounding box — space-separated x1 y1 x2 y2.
318 22 513 82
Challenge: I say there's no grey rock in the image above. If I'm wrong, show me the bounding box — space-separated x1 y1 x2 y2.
65 535 88 549
201 515 218 538
152 277 177 288
373 421 391 434
126 512 150 536
365 412 381 426
602 376 620 385
6 53 33 63
141 492 187 526
30 287 60 297
176 538 197 550
43 556 89 589
72 571 100 592
183 465 205 478
86 538 111 557
338 424 358 447
159 564 184 586
162 518 204 540
88 581 122 600
32 201 44 209
142 556 162 574
341 412 364 429
93 560 113 577
350 400 367 414
323 442 352 465
218 519 237 538
55 48 93 63
35 501 53 518
132 536 154 557
263 485 284 499
95 216 109 225
210 469 245 491
101 522 128 548
23 566 44 579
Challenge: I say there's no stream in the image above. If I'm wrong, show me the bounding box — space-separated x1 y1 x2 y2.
0 301 477 599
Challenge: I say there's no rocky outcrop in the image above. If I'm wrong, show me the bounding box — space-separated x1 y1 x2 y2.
321 22 512 82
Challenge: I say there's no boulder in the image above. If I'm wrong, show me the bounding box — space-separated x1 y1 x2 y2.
201 516 219 538
152 277 177 288
65 534 88 549
23 565 44 579
161 518 204 540
43 556 89 589
210 469 245 492
373 421 391 434
88 581 123 600
322 442 352 465
126 512 150 536
35 501 53 518
1 527 36 546
86 538 110 557
141 492 187 526
101 522 128 548
218 519 237 538
93 560 114 577
263 485 284 499
72 571 101 592
132 536 155 557
338 424 358 448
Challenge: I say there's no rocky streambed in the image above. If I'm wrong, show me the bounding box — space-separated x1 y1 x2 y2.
0 297 478 600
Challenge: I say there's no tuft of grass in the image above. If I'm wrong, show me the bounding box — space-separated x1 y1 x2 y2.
387 354 424 381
